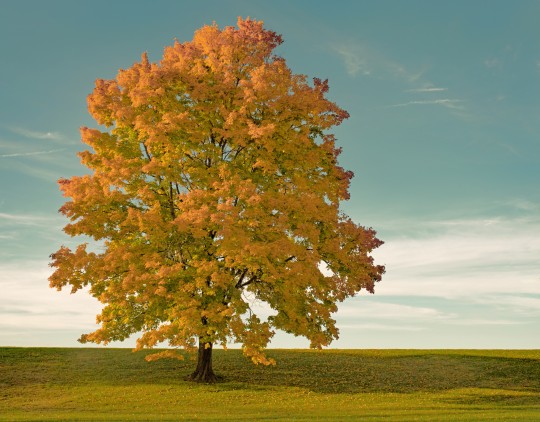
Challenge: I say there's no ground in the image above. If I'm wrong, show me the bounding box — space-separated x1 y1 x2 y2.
1 348 539 420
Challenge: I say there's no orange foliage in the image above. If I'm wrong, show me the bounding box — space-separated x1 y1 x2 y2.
49 17 384 365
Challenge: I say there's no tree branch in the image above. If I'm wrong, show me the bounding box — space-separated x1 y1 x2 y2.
238 274 259 289
234 268 249 289
168 183 176 219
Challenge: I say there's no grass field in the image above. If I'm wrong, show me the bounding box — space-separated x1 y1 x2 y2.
1 348 539 421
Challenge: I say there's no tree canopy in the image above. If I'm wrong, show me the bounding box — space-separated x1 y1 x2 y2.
49 17 384 380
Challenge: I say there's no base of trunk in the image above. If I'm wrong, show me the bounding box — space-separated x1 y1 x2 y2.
187 340 222 383
187 369 221 383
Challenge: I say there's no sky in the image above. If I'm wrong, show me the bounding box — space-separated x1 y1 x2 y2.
1 0 539 349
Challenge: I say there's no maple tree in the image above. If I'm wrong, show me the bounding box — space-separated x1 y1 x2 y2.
49 17 384 382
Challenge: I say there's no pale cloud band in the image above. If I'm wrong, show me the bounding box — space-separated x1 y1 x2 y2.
0 212 60 225
0 148 65 158
372 215 540 299
1 211 538 348
8 127 64 141
388 99 464 110
406 87 448 93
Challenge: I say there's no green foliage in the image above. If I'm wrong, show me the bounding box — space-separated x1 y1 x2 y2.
1 348 539 420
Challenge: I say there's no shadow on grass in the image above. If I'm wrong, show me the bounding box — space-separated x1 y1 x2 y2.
1 347 539 395
440 392 540 407
217 349 540 395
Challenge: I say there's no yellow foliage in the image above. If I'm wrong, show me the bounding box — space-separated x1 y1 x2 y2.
49 17 384 366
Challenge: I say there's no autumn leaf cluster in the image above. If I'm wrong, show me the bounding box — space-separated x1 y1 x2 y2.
49 17 384 364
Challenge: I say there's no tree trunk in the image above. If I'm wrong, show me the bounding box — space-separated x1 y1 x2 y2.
188 340 220 383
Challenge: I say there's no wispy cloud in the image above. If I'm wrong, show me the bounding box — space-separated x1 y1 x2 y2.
333 45 371 76
8 127 64 141
0 146 80 182
329 41 472 118
370 214 540 300
406 87 448 93
331 42 422 81
337 300 453 320
337 323 425 331
4 126 75 147
0 261 101 335
506 199 540 212
484 58 501 69
3 160 67 182
495 142 520 157
389 99 464 108
470 295 540 316
0 212 57 225
445 318 526 326
0 148 65 158
388 99 465 110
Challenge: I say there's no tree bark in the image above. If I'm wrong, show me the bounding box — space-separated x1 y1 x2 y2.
188 340 220 383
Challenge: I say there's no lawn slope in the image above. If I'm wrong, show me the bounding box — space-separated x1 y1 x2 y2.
1 348 539 420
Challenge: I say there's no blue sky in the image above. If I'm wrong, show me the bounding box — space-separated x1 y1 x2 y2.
1 0 539 349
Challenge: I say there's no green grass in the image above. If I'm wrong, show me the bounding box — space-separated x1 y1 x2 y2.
1 348 539 420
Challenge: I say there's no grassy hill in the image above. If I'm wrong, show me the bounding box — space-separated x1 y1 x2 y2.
1 348 539 420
